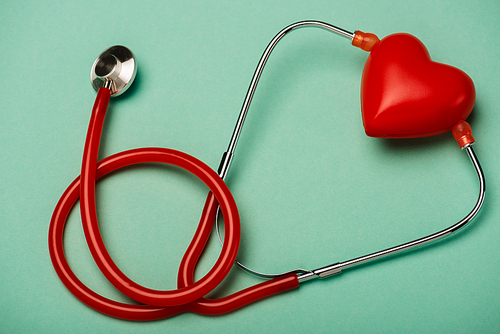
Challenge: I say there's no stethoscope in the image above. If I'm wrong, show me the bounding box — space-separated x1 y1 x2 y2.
48 21 485 321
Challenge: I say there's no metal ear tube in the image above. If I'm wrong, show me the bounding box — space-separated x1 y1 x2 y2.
214 21 483 281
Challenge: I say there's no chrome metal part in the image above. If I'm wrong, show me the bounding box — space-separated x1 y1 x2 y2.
217 152 233 178
103 77 114 91
297 145 485 283
215 208 310 279
462 142 475 150
218 20 355 181
91 45 137 97
237 261 310 279
215 21 355 278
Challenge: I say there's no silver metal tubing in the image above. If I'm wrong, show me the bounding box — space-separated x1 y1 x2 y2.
297 145 486 282
215 207 312 278
215 21 485 282
215 21 355 278
217 20 355 180
236 262 310 280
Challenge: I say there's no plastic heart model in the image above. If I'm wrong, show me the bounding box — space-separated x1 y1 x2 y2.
360 33 476 138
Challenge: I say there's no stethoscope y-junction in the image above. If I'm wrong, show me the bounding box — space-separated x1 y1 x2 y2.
49 21 485 321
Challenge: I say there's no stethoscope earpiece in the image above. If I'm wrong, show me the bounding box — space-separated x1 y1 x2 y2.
91 45 137 97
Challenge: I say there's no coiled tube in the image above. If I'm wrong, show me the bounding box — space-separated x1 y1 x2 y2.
48 87 299 320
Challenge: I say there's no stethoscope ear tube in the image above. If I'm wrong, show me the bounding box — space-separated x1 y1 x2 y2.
298 143 485 282
214 21 485 280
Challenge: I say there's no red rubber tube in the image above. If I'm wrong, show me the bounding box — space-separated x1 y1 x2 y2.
48 87 299 320
80 88 241 307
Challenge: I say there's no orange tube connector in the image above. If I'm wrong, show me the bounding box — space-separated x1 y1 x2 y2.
352 30 380 52
452 120 475 149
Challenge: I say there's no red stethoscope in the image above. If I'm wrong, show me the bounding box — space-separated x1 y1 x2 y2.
48 21 485 321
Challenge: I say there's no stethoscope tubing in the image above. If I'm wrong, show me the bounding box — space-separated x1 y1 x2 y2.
299 144 485 281
218 21 355 180
80 88 241 307
215 20 486 280
48 87 299 320
48 152 299 320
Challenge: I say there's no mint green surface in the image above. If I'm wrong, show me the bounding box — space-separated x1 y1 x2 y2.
1 0 499 333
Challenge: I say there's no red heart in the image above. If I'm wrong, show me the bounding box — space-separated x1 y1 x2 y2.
360 33 475 138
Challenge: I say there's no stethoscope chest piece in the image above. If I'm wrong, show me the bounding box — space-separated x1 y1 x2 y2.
91 45 137 96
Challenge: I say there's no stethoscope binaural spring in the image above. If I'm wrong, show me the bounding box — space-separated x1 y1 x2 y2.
48 20 485 321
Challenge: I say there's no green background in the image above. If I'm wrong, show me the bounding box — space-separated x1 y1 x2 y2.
1 0 499 333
